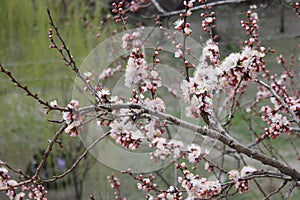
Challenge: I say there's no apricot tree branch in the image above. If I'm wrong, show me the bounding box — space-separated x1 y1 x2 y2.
79 103 300 180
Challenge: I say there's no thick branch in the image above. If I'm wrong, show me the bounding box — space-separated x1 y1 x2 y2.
80 103 300 180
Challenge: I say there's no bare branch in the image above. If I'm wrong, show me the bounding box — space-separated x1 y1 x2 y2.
263 180 287 200
284 181 296 200
43 132 110 182
47 8 100 101
0 64 68 112
150 0 166 13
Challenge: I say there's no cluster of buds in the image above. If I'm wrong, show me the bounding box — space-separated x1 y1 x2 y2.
260 105 290 139
107 173 123 200
128 0 144 13
241 7 260 46
48 28 56 49
201 11 216 34
136 174 157 192
112 2 128 23
83 71 94 92
62 100 83 137
48 28 53 41
291 2 300 17
152 46 162 64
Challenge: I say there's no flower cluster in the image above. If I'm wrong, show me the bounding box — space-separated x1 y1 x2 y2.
62 100 83 137
0 166 12 191
177 163 221 199
228 166 256 193
220 46 265 87
181 40 219 118
109 108 143 150
98 64 122 80
144 97 165 113
142 120 166 140
150 138 184 161
25 184 48 200
122 30 142 51
260 105 290 139
187 143 202 163
125 48 161 94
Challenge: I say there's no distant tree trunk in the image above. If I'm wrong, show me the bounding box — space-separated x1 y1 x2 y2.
280 4 285 33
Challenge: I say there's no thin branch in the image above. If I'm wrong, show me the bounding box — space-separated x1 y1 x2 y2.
223 77 244 126
263 180 287 200
43 132 110 182
0 64 68 112
284 181 296 200
33 124 67 179
47 8 100 101
159 0 247 17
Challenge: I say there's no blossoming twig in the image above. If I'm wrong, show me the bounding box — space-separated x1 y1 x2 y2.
255 79 300 126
